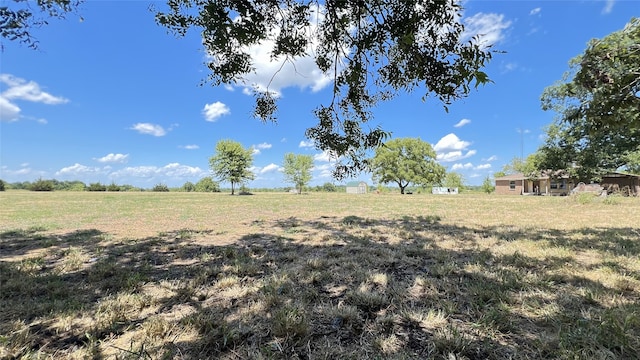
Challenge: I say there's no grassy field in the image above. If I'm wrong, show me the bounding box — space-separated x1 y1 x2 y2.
1 191 639 359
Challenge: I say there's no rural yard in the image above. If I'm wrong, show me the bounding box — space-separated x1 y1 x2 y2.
1 191 639 359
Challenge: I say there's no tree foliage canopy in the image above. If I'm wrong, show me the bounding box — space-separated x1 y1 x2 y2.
539 18 640 180
442 172 464 191
369 137 444 194
499 155 543 179
481 176 494 194
156 0 493 178
209 140 255 194
195 177 220 192
282 153 313 194
1 0 82 50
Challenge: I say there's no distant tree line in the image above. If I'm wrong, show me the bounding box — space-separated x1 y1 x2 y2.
0 178 347 193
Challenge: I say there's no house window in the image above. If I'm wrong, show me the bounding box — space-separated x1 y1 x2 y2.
509 181 516 190
551 179 566 190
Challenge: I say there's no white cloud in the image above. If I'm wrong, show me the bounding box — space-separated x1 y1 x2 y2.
0 74 68 122
259 163 281 174
242 45 332 96
516 128 531 134
131 123 166 137
95 153 129 163
529 7 541 15
0 96 21 122
462 13 511 48
453 119 471 128
299 140 315 148
111 163 206 179
452 163 473 170
475 164 491 170
437 150 477 162
0 74 69 104
434 133 471 152
180 144 200 150
56 163 106 176
434 133 476 163
252 142 273 154
503 62 518 72
255 142 272 150
1 166 33 176
162 163 206 177
314 163 334 178
210 7 332 97
313 150 339 162
602 0 615 14
484 155 498 162
203 101 230 122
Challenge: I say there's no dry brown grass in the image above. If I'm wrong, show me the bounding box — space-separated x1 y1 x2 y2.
1 191 639 359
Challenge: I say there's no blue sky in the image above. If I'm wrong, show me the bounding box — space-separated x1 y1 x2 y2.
1 0 637 188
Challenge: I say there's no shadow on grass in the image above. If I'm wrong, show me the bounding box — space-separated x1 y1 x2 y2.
1 217 638 359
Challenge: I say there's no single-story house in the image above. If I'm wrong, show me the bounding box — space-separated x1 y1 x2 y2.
346 181 368 194
432 187 458 195
495 173 574 196
600 172 640 196
496 171 640 196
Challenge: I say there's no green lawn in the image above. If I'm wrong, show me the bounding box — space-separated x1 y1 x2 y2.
1 191 639 359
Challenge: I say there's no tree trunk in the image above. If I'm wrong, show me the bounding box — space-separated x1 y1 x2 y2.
231 182 235 195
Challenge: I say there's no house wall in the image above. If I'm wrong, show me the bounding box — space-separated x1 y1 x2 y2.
346 182 367 194
432 187 458 194
537 179 573 196
495 179 523 195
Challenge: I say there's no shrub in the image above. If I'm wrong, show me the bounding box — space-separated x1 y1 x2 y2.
106 182 120 191
602 194 621 205
30 178 54 191
152 183 169 192
239 184 252 195
0 179 5 191
322 182 337 192
574 192 595 204
69 183 86 191
195 177 220 192
87 182 107 191
182 181 195 192
481 176 495 194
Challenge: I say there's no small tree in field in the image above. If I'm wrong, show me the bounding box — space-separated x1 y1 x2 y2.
283 153 314 194
195 177 220 192
481 176 495 194
443 172 465 192
152 183 169 192
87 182 106 191
322 182 337 192
0 179 5 191
182 181 195 192
370 137 445 194
30 178 54 191
209 140 254 195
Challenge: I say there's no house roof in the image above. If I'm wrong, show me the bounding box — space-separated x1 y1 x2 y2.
495 173 528 181
495 172 570 181
495 171 640 182
346 181 367 187
603 171 640 178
